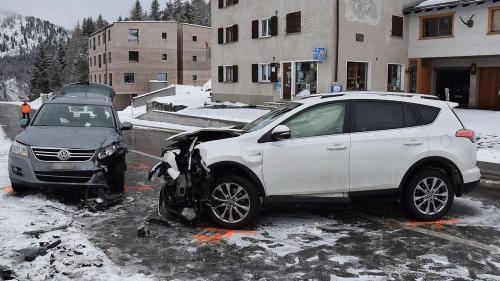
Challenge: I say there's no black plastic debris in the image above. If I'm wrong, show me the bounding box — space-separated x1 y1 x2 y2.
136 226 150 238
85 192 124 212
0 266 17 280
16 247 48 262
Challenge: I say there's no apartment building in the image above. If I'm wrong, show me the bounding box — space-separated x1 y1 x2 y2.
89 21 211 109
405 0 500 109
211 0 414 105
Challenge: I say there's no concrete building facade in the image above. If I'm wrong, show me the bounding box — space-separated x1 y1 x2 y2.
211 0 414 105
405 0 500 109
89 21 211 109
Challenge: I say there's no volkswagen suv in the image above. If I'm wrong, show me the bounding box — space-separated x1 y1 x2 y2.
149 92 481 229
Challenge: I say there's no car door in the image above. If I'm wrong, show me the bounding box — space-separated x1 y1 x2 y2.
349 101 428 192
263 102 350 196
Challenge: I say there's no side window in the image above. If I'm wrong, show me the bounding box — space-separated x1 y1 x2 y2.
352 101 403 133
404 104 418 127
284 103 345 139
411 104 441 125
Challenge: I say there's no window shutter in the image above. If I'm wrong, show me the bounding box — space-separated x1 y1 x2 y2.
270 16 278 36
286 12 301 34
252 20 259 39
233 0 238 4
218 66 224 82
392 16 403 37
233 65 238 82
252 64 259 82
233 24 239 42
218 28 224 44
218 0 224 9
270 63 278 82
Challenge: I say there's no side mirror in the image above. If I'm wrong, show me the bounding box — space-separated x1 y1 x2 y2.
120 122 133 131
271 125 291 141
19 119 29 129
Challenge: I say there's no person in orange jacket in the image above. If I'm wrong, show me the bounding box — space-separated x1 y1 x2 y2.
21 101 31 120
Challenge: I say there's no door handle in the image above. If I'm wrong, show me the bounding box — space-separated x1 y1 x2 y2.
404 139 423 146
327 144 348 151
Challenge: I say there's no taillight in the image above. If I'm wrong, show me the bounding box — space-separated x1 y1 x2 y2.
456 129 476 142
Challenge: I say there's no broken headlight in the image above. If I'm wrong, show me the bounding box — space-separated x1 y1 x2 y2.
11 141 28 157
98 144 116 160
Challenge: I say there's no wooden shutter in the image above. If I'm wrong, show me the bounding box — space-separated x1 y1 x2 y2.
218 66 224 82
233 65 238 82
233 24 239 42
392 16 403 37
252 20 259 39
286 12 301 34
270 16 278 36
252 64 259 82
233 0 238 4
218 0 224 9
270 63 278 82
218 28 224 44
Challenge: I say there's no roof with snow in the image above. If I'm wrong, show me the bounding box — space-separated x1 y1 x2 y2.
403 0 496 14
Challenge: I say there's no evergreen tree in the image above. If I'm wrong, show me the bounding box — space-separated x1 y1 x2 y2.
192 0 210 26
130 0 144 21
117 15 123 22
29 44 51 98
62 22 88 84
161 1 174 21
48 58 62 91
150 0 161 20
95 13 108 29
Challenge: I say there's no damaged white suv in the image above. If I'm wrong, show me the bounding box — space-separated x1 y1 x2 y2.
149 93 481 229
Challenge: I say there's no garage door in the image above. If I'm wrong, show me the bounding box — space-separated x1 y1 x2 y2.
479 68 500 109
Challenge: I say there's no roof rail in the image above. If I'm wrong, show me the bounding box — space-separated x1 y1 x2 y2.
352 92 440 100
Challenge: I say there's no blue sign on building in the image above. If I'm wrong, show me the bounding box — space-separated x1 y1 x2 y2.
313 48 327 62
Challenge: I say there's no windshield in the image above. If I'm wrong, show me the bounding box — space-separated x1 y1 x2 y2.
32 104 115 128
242 103 301 132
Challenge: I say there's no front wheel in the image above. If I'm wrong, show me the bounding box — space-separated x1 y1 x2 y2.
207 175 261 229
109 156 126 193
402 170 454 221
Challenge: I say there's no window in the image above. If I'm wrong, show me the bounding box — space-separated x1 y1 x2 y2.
162 32 167 39
295 62 318 95
32 104 115 128
108 52 111 63
157 73 167 81
129 51 139 63
98 55 101 68
90 75 92 82
411 104 441 125
351 101 404 133
124 73 135 84
108 30 111 41
225 66 234 82
260 18 271 37
109 73 113 86
98 35 100 46
98 74 101 84
219 0 237 8
284 103 345 139
193 35 197 42
404 104 418 127
193 56 197 62
93 56 96 66
420 13 453 38
219 65 238 83
89 58 92 67
193 75 197 81
93 38 96 50
103 33 106 42
259 64 271 82
392 16 404 37
103 53 107 65
89 39 91 49
128 29 139 41
489 6 500 34
286 12 301 34
162 54 167 60
94 74 96 82
387 64 404 92
225 25 238 43
104 73 107 84
347 61 369 91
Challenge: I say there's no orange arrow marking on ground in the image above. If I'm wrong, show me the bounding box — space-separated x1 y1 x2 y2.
404 218 461 228
194 227 256 243
127 163 150 171
124 184 154 192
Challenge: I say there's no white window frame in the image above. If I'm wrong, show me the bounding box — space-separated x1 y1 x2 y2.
224 65 234 83
260 17 271 38
387 63 405 92
259 63 271 83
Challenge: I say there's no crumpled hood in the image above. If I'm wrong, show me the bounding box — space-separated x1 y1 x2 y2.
15 126 119 149
167 128 243 142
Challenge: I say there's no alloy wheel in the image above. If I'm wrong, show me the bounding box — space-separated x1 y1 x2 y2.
413 177 449 216
211 182 251 224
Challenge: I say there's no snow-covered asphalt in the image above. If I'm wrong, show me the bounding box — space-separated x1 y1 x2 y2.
1 103 500 280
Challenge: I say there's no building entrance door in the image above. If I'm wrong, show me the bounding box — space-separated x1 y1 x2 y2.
282 63 292 100
435 68 470 106
479 68 500 109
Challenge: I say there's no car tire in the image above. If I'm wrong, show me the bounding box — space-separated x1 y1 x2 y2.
109 156 126 193
11 183 33 193
207 175 260 230
403 169 454 221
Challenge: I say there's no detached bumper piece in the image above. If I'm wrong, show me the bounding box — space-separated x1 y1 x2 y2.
456 180 480 197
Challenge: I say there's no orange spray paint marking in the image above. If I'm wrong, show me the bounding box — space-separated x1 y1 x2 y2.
3 186 13 193
127 163 150 171
124 184 154 192
404 218 461 229
193 227 257 243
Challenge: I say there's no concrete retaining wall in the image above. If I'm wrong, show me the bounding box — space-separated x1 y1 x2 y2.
132 86 176 108
138 110 246 128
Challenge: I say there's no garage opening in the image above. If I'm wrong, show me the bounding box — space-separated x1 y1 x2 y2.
435 68 470 106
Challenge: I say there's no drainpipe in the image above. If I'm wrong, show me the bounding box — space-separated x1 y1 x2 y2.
334 0 340 82
104 27 108 86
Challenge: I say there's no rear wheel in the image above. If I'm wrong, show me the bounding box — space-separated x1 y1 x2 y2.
207 175 260 229
403 170 454 221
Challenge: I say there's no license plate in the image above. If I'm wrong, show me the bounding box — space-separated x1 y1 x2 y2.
52 163 76 170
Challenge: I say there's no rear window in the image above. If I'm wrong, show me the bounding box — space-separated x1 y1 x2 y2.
411 104 441 125
351 101 404 133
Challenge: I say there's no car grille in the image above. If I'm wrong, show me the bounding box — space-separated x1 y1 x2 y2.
35 171 94 184
31 147 96 162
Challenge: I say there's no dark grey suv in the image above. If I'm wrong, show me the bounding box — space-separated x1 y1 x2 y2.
8 83 132 193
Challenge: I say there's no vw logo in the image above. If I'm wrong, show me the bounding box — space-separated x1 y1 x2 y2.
57 149 71 161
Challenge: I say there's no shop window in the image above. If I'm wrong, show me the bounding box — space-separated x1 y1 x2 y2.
295 61 317 95
128 29 139 41
162 54 167 60
387 64 404 92
129 51 139 63
124 73 135 84
347 61 368 91
489 7 500 34
392 16 404 37
286 12 301 34
157 73 167 81
420 13 453 38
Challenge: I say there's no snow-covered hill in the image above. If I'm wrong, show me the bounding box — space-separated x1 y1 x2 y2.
0 7 68 58
0 77 27 101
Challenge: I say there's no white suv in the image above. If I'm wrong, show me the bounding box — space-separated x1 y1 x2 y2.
153 93 481 229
